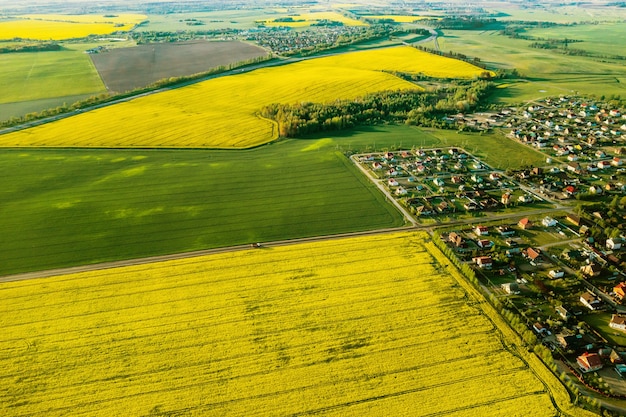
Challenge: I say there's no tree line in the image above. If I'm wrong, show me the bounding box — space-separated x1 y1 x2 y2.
259 80 495 137
0 42 62 54
0 54 272 129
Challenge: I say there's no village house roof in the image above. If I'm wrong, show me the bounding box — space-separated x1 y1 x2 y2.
577 352 603 372
526 247 542 261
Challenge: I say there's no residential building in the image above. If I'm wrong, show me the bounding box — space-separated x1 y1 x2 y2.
577 352 603 373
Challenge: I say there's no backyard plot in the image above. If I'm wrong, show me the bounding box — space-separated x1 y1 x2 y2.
0 232 566 416
0 46 490 149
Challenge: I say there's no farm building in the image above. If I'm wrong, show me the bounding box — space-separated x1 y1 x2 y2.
566 214 582 226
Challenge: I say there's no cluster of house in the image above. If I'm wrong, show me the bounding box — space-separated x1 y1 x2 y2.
445 218 538 270
545 299 626 375
507 96 626 198
563 213 625 279
244 25 368 54
360 148 539 217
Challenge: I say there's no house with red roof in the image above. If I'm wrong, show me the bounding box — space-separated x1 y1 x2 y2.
577 352 603 373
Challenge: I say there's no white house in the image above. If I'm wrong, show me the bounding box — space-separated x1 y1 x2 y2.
580 291 602 311
477 239 493 249
549 270 565 279
607 238 622 250
433 178 444 187
610 315 626 332
395 186 408 196
474 225 489 236
542 217 558 227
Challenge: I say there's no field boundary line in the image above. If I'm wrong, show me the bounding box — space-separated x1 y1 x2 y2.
424 240 597 417
0 226 415 283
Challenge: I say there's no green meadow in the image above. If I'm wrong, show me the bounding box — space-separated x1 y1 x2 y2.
0 44 106 105
424 29 626 102
0 125 542 276
525 22 626 58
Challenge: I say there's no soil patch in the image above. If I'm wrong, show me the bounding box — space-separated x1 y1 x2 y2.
90 40 267 93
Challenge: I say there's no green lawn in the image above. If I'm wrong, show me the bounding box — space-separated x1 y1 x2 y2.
585 312 626 347
0 43 105 105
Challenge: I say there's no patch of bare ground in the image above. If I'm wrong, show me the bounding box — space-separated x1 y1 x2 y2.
90 40 267 93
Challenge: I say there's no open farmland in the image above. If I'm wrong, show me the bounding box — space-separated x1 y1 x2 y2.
0 46 490 148
0 43 105 105
0 125 544 275
0 14 146 41
0 143 403 276
0 232 583 416
90 40 269 93
423 30 626 102
258 11 366 27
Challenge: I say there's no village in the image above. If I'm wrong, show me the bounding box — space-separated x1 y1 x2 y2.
354 96 626 396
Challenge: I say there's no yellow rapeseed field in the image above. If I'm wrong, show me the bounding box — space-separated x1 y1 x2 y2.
259 11 366 27
0 232 586 416
0 14 145 40
0 46 491 148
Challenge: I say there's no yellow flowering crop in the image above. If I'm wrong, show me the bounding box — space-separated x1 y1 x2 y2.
260 11 366 27
0 46 490 149
0 232 571 416
0 14 145 40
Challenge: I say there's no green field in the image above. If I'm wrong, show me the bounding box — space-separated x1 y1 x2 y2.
493 5 626 23
0 44 106 105
0 142 402 276
137 10 283 31
0 126 545 276
525 22 626 58
423 29 626 102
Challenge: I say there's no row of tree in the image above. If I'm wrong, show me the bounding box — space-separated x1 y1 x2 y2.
259 80 495 137
0 54 272 129
0 42 62 54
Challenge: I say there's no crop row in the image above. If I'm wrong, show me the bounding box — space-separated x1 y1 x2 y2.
0 232 559 416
